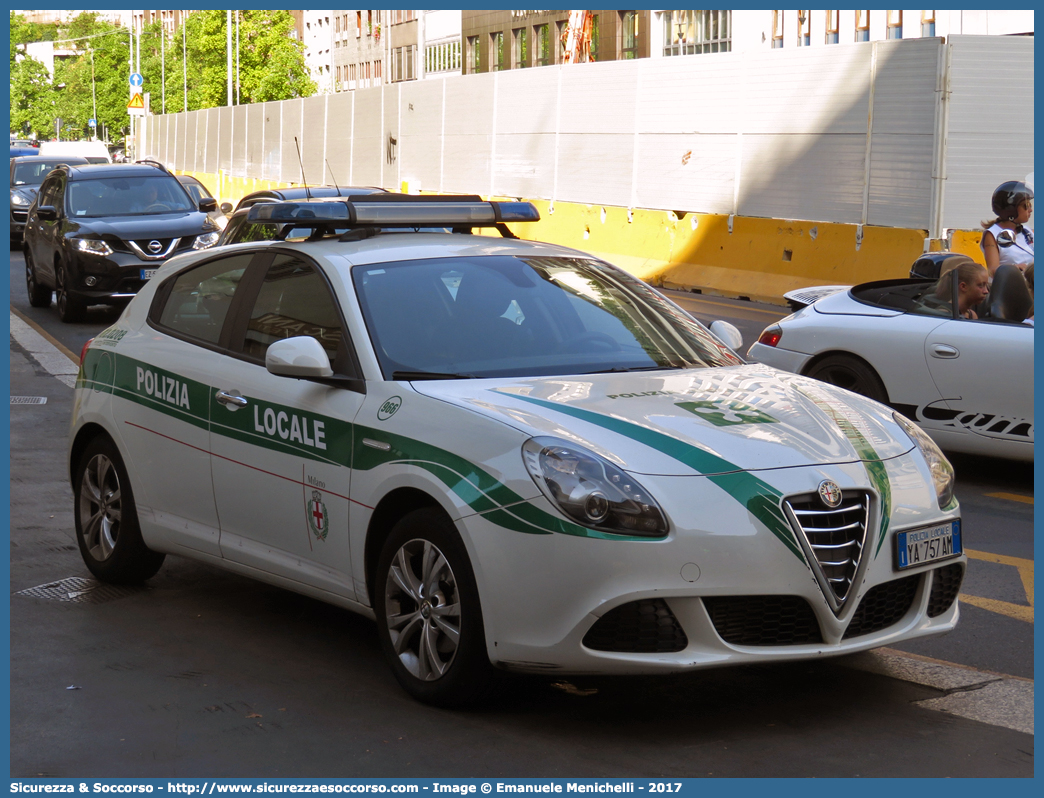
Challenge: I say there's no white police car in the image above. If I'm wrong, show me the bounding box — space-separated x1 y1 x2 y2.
71 194 966 706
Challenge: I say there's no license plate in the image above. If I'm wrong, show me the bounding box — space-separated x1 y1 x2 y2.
140 268 157 280
895 520 961 570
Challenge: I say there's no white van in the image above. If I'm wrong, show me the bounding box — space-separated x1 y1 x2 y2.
38 140 112 164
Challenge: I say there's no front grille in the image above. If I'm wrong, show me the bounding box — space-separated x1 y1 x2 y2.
12 210 28 222
843 574 920 638
704 595 823 646
785 491 870 608
582 599 688 653
927 563 965 617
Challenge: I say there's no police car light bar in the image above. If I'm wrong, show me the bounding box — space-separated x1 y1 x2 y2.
245 195 540 227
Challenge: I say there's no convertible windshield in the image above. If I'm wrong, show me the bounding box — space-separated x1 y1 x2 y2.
354 255 743 379
66 176 194 217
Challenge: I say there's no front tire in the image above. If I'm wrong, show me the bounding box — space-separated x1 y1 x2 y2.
55 259 86 323
375 508 496 707
805 354 889 404
25 249 51 308
74 436 165 583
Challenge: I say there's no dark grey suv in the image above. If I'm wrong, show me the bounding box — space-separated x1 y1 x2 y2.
22 162 221 322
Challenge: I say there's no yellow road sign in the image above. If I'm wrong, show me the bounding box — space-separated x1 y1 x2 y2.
127 93 145 110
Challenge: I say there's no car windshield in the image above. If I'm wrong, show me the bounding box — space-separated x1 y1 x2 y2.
354 255 743 379
12 159 78 187
66 176 195 217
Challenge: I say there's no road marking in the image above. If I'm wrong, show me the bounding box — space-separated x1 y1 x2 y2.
959 548 1034 623
9 308 79 387
985 491 1033 504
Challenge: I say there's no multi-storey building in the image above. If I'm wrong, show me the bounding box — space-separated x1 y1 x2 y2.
460 9 1035 72
303 11 335 94
330 10 387 92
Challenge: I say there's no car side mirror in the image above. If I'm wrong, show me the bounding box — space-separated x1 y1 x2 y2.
198 197 218 212
996 229 1017 247
266 336 334 379
37 205 58 221
220 202 233 214
709 320 743 352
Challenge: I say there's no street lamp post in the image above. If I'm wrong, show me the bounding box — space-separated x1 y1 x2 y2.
90 49 98 141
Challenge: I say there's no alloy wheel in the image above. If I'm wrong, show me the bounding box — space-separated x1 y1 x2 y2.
78 453 122 562
383 538 461 681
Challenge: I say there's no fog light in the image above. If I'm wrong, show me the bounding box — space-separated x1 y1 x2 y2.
84 276 98 287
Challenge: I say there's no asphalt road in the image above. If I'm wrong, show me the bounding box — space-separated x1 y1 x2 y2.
7 248 1034 778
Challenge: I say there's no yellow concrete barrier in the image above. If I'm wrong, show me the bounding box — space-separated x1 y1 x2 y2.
179 170 986 305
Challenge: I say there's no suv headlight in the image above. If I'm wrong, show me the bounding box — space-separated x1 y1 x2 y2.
522 437 668 537
893 412 955 508
192 231 221 250
11 193 31 206
76 239 113 257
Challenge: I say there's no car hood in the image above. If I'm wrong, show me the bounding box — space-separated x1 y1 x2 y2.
411 364 914 476
74 212 213 238
11 185 39 202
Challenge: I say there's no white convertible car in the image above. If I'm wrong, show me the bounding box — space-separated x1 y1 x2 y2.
749 266 1033 462
70 195 966 706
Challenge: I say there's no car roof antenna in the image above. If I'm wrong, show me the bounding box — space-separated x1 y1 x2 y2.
325 159 343 196
294 137 312 200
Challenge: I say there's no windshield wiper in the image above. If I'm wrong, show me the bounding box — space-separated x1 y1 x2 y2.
582 365 685 375
392 370 477 381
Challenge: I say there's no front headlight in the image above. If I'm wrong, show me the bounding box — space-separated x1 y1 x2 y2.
76 239 113 257
11 193 30 206
522 437 668 536
893 412 955 508
192 231 221 250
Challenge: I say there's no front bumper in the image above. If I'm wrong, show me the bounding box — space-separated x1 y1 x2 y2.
67 249 174 304
460 454 964 674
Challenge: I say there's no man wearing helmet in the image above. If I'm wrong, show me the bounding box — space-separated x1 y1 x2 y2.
981 181 1034 278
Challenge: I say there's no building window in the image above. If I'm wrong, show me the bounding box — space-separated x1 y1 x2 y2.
536 24 550 66
621 11 638 59
349 63 356 90
590 15 600 60
825 10 839 44
366 10 373 36
374 60 382 86
921 10 936 37
797 10 810 46
886 10 902 39
855 10 870 42
356 11 362 37
491 31 504 72
663 10 732 56
771 10 784 48
513 27 528 68
467 36 481 73
392 46 414 82
557 20 568 63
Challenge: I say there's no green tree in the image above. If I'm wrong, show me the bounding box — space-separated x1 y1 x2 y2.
164 10 316 112
53 13 133 142
10 56 55 138
10 12 58 66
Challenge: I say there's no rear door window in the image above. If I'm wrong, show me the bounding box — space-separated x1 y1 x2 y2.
153 254 255 345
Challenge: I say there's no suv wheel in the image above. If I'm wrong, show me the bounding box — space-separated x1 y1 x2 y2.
55 259 86 323
25 250 52 308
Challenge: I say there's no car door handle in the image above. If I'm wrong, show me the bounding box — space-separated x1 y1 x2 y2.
215 390 248 408
929 344 960 359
